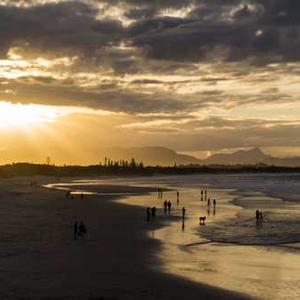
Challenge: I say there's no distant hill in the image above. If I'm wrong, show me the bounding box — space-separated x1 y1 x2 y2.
200 147 300 167
99 146 300 167
99 146 200 166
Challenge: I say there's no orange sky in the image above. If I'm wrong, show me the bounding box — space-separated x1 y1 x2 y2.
0 0 299 164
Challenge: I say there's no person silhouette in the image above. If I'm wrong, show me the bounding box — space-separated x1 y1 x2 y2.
167 201 172 214
259 211 264 223
78 221 87 239
213 199 216 207
146 207 151 222
151 206 156 218
256 210 260 225
182 207 186 219
163 200 168 213
177 191 180 205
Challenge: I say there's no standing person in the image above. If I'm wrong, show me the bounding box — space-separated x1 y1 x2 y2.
207 198 211 207
182 207 186 219
201 190 203 201
73 221 78 240
151 206 156 218
256 210 260 225
78 221 87 239
167 200 172 214
205 190 207 202
146 207 151 222
177 191 180 205
213 199 216 208
163 200 168 213
259 211 264 223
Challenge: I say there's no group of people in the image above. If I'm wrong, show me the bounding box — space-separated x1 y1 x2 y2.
146 206 157 222
200 189 208 201
73 221 87 240
255 210 264 225
163 200 172 214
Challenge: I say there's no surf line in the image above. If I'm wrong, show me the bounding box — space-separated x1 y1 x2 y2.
184 240 300 248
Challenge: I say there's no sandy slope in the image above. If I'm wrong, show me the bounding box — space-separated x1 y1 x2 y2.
0 176 250 299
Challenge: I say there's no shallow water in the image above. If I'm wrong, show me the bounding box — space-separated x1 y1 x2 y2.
53 174 300 300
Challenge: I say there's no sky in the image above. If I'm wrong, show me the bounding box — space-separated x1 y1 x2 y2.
0 0 299 164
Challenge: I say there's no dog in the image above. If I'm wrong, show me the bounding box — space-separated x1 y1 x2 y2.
199 216 206 225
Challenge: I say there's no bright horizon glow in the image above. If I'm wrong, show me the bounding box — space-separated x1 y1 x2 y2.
0 102 63 128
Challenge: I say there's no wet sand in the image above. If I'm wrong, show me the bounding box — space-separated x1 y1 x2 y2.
0 176 249 299
116 175 300 300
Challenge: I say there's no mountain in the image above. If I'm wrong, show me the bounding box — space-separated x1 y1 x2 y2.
99 146 300 167
201 147 300 167
99 146 200 166
202 147 269 165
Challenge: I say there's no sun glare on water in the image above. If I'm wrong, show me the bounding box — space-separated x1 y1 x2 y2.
0 102 61 128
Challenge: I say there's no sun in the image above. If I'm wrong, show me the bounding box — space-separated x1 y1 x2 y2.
0 101 61 128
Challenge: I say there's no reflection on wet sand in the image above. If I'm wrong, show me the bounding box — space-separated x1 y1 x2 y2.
121 184 300 300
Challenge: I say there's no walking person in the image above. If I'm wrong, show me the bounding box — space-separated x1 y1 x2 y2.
163 200 168 214
146 207 151 222
151 206 157 219
167 200 172 214
182 207 186 219
177 191 180 205
78 221 87 239
256 210 260 225
259 211 264 223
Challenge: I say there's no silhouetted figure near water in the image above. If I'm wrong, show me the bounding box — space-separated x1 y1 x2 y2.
163 200 168 213
256 210 260 225
182 207 186 219
177 191 180 205
213 199 216 208
207 198 211 207
205 190 207 201
167 200 172 214
146 207 151 222
201 190 203 201
73 221 78 240
260 211 264 223
78 221 87 239
151 206 156 218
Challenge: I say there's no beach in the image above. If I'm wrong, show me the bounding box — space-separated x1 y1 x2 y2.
0 176 249 300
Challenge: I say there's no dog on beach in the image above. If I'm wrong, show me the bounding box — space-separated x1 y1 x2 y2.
199 216 206 225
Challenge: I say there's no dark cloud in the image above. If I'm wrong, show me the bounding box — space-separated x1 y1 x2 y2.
0 0 299 65
0 1 123 57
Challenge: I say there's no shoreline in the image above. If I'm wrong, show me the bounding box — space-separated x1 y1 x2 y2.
0 176 250 299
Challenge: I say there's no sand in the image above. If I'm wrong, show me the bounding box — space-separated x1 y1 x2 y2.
0 176 250 300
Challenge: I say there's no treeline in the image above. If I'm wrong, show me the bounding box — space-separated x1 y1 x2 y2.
101 157 144 168
0 162 299 178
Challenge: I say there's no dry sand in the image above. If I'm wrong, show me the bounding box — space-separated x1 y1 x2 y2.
0 176 250 299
